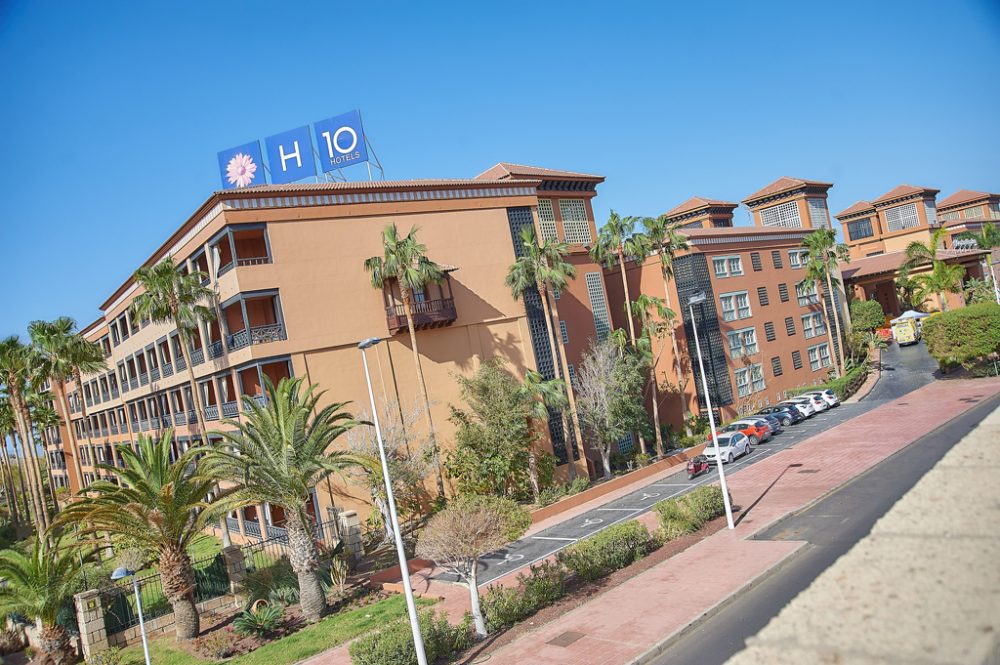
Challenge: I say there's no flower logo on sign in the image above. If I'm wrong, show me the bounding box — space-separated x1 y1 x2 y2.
226 152 258 188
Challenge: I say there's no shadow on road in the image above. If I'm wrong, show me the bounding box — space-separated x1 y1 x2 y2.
734 463 801 528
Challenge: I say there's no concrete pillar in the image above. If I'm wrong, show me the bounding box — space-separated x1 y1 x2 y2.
222 545 247 605
338 510 363 564
74 589 107 660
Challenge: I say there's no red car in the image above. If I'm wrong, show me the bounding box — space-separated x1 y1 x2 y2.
712 419 770 445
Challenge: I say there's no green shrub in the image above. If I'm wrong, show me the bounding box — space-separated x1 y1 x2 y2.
349 610 473 665
537 485 567 507
521 560 567 607
654 486 727 541
240 559 300 607
482 586 530 632
482 561 567 632
923 303 1000 370
86 647 136 665
850 300 886 331
452 495 531 542
568 476 590 495
233 604 284 638
789 363 868 401
557 521 657 582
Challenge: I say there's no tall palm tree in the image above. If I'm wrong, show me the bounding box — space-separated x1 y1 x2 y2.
131 258 232 547
966 223 1000 250
521 370 568 500
913 260 966 312
29 317 106 495
505 226 585 479
630 294 675 456
637 215 691 433
364 224 446 498
903 225 949 269
54 431 216 640
0 337 48 531
589 212 648 345
0 533 85 664
800 229 850 377
203 377 365 623
0 400 24 529
28 396 62 511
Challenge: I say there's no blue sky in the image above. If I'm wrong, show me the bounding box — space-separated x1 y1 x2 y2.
1 0 998 338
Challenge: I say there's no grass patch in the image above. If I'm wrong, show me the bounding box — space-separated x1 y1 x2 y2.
119 594 436 665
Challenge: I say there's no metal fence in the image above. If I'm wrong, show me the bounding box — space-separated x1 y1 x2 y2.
241 519 340 574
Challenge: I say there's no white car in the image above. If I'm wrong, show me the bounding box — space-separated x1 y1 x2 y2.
704 431 752 464
780 399 815 418
801 389 839 408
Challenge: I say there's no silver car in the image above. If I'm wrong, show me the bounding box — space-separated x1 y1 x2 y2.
801 389 839 407
704 431 751 464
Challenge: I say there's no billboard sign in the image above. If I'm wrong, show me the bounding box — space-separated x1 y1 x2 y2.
264 125 316 185
217 140 266 190
313 110 368 172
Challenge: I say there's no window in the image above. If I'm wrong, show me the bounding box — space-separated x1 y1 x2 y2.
884 203 920 232
808 343 832 371
537 199 558 242
923 201 937 225
727 327 758 358
735 364 765 397
585 273 611 340
940 211 960 221
559 199 592 244
567 364 577 387
785 317 796 336
796 281 819 306
771 356 783 376
757 286 769 306
712 255 743 278
807 198 831 228
792 350 803 369
760 201 803 228
778 283 790 302
771 250 783 269
764 321 776 341
560 320 569 345
802 312 826 339
964 205 984 220
719 291 752 321
989 203 1000 219
789 249 809 268
847 218 874 240
750 252 762 271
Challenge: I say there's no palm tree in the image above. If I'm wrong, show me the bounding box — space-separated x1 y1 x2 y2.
913 260 966 312
0 533 85 664
0 400 25 529
903 225 949 270
505 226 585 479
521 370 568 500
203 377 365 623
29 317 106 495
800 229 850 377
131 258 232 547
589 212 648 345
637 216 691 434
28 397 62 511
364 224 447 498
630 294 675 456
964 223 1000 250
0 336 48 531
54 431 216 640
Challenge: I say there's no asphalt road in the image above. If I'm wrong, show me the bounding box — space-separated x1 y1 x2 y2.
435 342 940 587
647 362 1000 665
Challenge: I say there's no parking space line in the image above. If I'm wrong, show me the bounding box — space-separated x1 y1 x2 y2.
530 536 577 542
597 507 642 511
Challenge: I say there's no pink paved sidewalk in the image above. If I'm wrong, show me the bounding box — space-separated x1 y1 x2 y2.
306 376 1000 665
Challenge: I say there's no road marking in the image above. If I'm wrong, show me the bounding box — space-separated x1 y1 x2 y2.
597 507 642 511
649 483 690 487
530 536 577 542
580 518 604 528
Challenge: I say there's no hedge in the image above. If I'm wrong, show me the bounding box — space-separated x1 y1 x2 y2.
349 610 473 665
850 300 886 331
654 486 727 541
922 302 1000 370
789 362 869 401
557 520 659 582
482 561 567 632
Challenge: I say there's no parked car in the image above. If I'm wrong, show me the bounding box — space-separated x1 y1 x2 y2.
756 414 783 435
756 405 804 426
717 419 769 444
704 431 752 465
780 398 816 417
801 388 840 408
801 393 830 412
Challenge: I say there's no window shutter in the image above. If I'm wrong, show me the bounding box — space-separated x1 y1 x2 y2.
764 321 776 342
785 317 796 336
792 350 803 370
771 250 783 268
757 286 769 306
778 283 790 302
771 356 783 376
750 252 762 271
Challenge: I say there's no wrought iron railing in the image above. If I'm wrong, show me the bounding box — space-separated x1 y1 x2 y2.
161 362 173 377
236 256 271 267
222 401 239 418
174 411 186 425
139 372 149 386
190 348 205 365
385 297 457 332
150 367 160 382
208 340 225 359
205 405 220 421
229 323 285 350
161 414 172 427
244 520 262 539
129 378 138 391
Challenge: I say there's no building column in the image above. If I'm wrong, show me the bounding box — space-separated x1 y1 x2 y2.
74 589 108 660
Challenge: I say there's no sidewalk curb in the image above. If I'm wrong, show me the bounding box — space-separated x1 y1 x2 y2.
843 351 882 404
625 541 810 665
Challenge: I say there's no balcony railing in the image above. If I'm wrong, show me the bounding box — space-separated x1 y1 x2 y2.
208 341 225 359
237 256 271 267
110 423 119 435
139 372 149 386
205 405 220 421
150 367 160 382
175 356 187 371
244 520 262 539
187 409 197 424
111 387 119 399
218 261 235 276
139 419 149 432
174 411 187 426
226 516 240 532
190 348 205 366
161 362 173 377
101 391 110 402
100 428 109 437
228 324 286 351
385 298 457 335
251 394 268 407
150 417 160 430
161 414 172 427
129 378 138 391
266 524 288 539
85 396 93 407
221 401 239 418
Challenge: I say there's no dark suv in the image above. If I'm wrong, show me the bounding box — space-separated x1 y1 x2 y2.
755 405 804 426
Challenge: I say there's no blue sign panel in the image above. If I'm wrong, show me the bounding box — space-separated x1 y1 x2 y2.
313 110 369 172
217 140 266 190
264 126 316 184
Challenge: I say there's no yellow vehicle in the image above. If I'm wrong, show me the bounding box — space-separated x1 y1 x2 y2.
891 318 919 346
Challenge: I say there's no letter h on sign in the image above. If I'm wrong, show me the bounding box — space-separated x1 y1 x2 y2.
264 126 316 184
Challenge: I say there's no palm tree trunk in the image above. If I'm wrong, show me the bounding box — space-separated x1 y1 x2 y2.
536 286 577 481
938 291 948 312
7 431 32 526
38 429 60 511
21 408 51 529
400 293 446 499
10 400 47 531
159 543 200 640
34 623 73 665
12 432 43 531
818 280 841 378
649 367 664 456
825 270 847 375
660 268 691 436
287 510 327 622
53 380 86 494
0 441 20 527
618 252 649 457
547 294 587 479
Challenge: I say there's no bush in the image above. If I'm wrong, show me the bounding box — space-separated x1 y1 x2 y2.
557 521 657 582
850 300 886 331
482 586 529 632
482 560 568 632
87 647 136 665
537 477 592 507
923 303 1000 370
521 560 567 607
349 610 473 665
654 486 727 541
789 363 869 401
233 604 284 638
452 495 531 542
195 626 240 660
568 476 590 495
240 559 300 607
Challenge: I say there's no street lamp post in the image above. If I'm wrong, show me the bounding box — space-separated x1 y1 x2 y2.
358 337 428 665
687 293 736 530
111 567 150 665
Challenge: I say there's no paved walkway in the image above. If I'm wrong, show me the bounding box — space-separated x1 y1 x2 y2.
725 401 1000 665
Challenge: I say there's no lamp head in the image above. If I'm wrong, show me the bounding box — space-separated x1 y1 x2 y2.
688 292 707 306
110 566 134 581
358 337 382 350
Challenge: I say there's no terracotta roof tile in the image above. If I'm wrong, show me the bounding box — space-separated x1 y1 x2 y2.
742 176 833 203
872 184 939 205
841 248 986 280
835 200 875 218
223 178 531 195
937 189 998 209
664 196 738 218
474 163 604 182
681 226 812 239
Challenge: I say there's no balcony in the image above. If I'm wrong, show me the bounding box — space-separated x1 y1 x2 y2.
129 378 138 391
161 414 172 427
139 419 149 432
174 411 187 426
110 423 119 435
205 405 220 421
150 367 160 382
237 256 270 267
385 298 457 335
229 324 286 350
139 372 149 386
100 427 109 437
111 387 119 399
161 362 173 377
190 348 205 366
208 340 225 359
187 409 197 423
101 391 110 402
221 401 239 418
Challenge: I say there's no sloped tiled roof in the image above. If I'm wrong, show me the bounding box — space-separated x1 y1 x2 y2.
680 226 812 239
664 196 738 218
841 248 987 280
937 189 997 209
223 178 532 195
474 162 604 182
835 200 875 218
872 184 939 205
742 177 833 203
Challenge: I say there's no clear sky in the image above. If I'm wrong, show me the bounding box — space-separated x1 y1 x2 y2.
1 0 998 338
